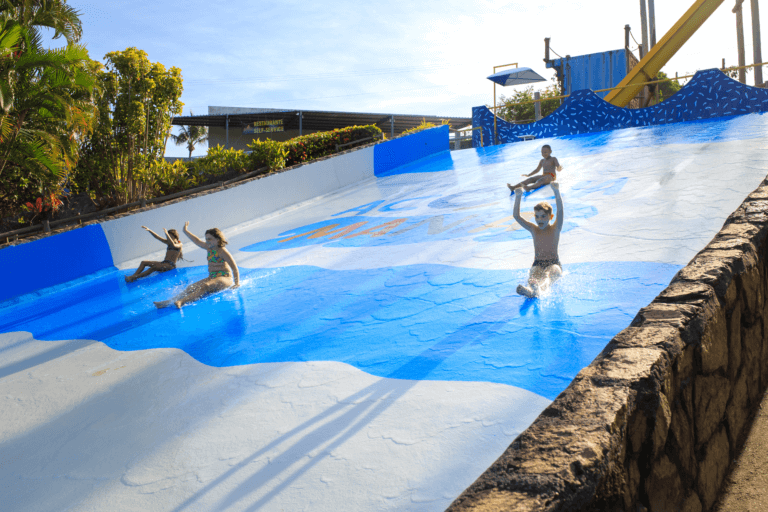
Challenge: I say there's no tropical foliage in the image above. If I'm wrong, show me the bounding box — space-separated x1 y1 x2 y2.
133 158 197 198
0 0 98 228
496 84 562 124
75 47 183 204
283 125 382 167
190 144 251 178
170 111 208 158
190 124 383 178
401 118 449 136
656 71 682 103
247 139 286 171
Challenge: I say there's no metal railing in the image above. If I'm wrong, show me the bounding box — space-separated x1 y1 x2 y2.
451 127 483 150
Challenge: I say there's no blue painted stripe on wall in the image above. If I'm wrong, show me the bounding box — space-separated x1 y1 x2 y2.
2 224 114 302
374 125 450 175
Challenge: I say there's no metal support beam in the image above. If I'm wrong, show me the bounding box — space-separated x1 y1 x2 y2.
751 0 763 85
534 91 542 121
605 0 726 107
225 115 229 147
648 0 657 48
735 0 747 83
390 115 394 138
299 111 303 135
640 0 650 57
625 25 632 74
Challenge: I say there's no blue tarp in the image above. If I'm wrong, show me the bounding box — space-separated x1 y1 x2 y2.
547 49 627 98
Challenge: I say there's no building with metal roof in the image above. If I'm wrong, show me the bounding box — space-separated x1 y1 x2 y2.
171 106 472 151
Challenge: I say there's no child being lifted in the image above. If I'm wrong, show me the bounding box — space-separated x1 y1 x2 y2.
513 182 563 298
507 144 561 193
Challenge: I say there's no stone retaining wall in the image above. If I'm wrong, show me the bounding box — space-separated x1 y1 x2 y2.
448 177 768 512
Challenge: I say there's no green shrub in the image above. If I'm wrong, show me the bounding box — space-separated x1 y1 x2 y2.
497 84 562 124
283 125 382 167
191 144 250 177
246 138 287 171
402 118 449 136
135 159 198 197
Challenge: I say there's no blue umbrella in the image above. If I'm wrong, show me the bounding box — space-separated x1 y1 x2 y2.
487 67 547 87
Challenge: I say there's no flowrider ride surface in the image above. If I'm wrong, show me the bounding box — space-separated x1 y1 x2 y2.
3 113 768 511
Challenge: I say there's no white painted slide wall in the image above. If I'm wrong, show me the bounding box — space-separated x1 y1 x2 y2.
101 147 374 267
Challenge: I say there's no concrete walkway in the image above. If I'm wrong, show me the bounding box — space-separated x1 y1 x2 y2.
714 388 768 512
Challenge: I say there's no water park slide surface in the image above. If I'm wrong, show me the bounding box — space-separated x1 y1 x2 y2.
2 113 768 510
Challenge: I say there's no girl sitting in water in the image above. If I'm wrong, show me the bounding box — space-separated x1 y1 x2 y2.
154 222 240 309
125 226 183 283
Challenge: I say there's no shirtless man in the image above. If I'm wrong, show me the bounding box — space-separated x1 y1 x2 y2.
507 144 562 194
512 182 563 298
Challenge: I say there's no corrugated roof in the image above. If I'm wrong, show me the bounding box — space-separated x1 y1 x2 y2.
172 109 471 137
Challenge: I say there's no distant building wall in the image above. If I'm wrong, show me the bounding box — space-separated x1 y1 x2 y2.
207 106 311 149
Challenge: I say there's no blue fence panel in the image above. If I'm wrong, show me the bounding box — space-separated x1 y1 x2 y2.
547 49 627 99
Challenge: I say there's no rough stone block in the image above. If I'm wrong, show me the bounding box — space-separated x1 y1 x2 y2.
725 279 740 310
593 347 665 385
627 457 640 506
741 322 763 405
630 303 698 330
696 427 730 510
727 303 742 380
747 188 768 201
651 394 671 460
744 199 768 224
726 372 749 449
674 346 696 390
699 306 728 374
694 374 730 445
681 491 703 512
645 455 683 512
670 398 696 479
740 266 764 321
674 250 746 300
715 222 760 241
762 323 768 391
629 408 647 455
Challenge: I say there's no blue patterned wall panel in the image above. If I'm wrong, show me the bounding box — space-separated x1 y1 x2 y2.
473 69 768 147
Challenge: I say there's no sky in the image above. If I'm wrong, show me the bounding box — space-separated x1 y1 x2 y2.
46 0 764 157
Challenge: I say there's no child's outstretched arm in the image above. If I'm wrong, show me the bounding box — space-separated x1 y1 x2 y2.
512 188 536 232
142 226 167 244
523 160 543 177
182 221 208 249
162 228 182 249
552 183 564 232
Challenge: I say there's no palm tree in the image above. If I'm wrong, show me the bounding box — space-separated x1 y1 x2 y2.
0 19 95 180
0 0 82 46
170 112 208 158
0 9 96 225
